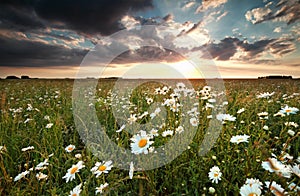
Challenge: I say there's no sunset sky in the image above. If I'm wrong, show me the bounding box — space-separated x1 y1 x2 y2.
0 0 300 79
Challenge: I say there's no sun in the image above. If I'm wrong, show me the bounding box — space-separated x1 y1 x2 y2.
170 61 203 78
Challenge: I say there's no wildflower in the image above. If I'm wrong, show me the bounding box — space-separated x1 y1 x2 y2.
45 123 53 128
0 145 6 154
162 130 174 137
208 166 222 184
35 159 49 170
256 92 274 98
208 187 215 194
230 135 250 144
44 115 50 121
130 130 153 154
150 107 161 119
146 97 153 105
287 129 295 136
175 126 184 134
285 122 299 128
65 144 75 153
95 183 109 194
290 164 300 178
216 114 236 123
149 128 159 137
36 172 48 180
245 178 263 189
190 117 198 126
263 125 269 130
21 146 34 152
75 154 82 159
261 158 291 178
240 184 261 196
237 108 245 114
91 160 113 178
129 162 134 179
279 105 299 115
265 181 286 195
288 182 300 192
128 114 137 124
14 170 30 181
69 183 82 196
62 161 85 183
116 124 126 133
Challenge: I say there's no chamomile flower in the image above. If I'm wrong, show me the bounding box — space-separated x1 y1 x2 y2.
208 166 222 184
91 160 113 178
262 158 291 178
265 181 286 195
175 126 184 134
245 178 263 189
129 161 134 179
237 108 245 114
21 146 34 152
128 114 137 124
65 144 75 153
36 172 48 181
162 130 174 137
62 161 85 183
190 117 198 126
240 183 262 196
45 123 53 129
69 183 82 196
279 105 299 115
95 183 109 194
14 170 30 182
290 164 300 178
257 92 274 99
216 113 236 123
230 135 250 144
130 130 153 154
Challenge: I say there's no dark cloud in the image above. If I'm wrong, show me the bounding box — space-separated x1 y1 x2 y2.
204 37 240 60
0 36 88 67
201 36 295 61
0 0 153 35
111 46 184 64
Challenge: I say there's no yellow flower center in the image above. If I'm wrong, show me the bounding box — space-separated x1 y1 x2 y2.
138 139 147 148
285 109 291 113
98 165 107 171
214 173 219 177
248 193 257 196
70 166 78 174
68 147 73 151
72 194 77 196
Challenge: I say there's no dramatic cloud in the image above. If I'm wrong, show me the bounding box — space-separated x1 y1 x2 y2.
0 0 153 36
201 36 296 61
245 0 300 25
0 36 88 67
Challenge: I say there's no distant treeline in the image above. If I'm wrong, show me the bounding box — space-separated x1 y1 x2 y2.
258 75 293 79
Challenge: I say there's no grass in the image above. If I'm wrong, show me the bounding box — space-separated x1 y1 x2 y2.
0 78 299 195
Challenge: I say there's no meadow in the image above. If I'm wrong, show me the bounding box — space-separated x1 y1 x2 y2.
0 78 299 195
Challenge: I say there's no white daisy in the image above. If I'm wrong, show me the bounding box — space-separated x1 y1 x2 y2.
237 108 245 114
65 144 75 153
240 183 262 196
130 130 153 154
62 161 85 183
95 183 109 194
190 117 198 127
245 178 263 189
14 170 30 182
290 164 300 178
36 172 48 181
129 161 134 179
265 181 286 195
208 166 222 184
256 92 274 99
162 130 174 137
21 146 34 152
279 105 299 115
45 123 53 128
230 135 250 144
175 126 184 134
128 114 137 124
261 158 291 178
69 183 82 196
91 160 113 178
216 113 236 123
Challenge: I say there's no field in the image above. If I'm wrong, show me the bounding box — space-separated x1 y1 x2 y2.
0 79 299 195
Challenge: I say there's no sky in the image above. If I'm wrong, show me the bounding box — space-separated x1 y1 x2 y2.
0 0 300 79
